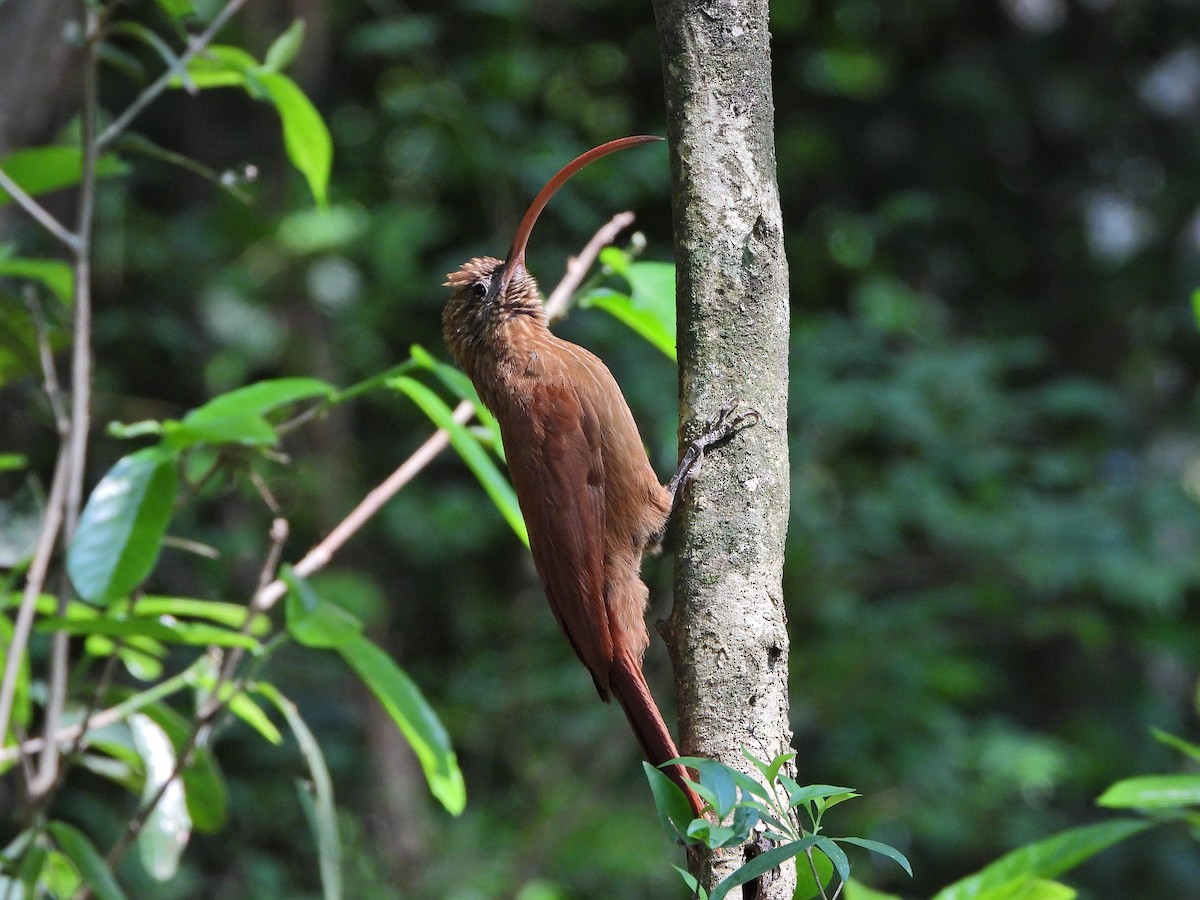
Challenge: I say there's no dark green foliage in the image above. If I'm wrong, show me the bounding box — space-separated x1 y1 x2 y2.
2 0 1200 897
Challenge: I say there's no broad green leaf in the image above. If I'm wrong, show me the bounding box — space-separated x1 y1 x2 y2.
67 448 177 605
580 288 676 360
129 713 191 880
0 257 72 302
47 821 127 900
338 632 465 815
391 376 528 546
669 756 738 819
227 690 283 745
710 836 820 900
263 19 306 73
255 683 342 900
259 72 332 206
672 865 708 900
931 819 1155 900
815 835 851 884
0 147 128 206
284 567 363 649
1096 774 1200 809
163 415 277 449
1192 288 1200 333
642 761 694 840
836 836 913 877
166 376 335 449
132 700 227 833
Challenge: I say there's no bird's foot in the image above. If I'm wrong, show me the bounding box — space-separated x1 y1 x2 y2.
664 398 761 515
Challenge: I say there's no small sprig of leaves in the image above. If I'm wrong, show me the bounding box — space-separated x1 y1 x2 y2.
644 751 912 900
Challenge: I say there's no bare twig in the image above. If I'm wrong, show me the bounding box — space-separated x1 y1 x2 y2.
23 287 70 434
0 167 80 252
0 443 69 762
29 6 104 802
251 210 636 612
96 0 255 151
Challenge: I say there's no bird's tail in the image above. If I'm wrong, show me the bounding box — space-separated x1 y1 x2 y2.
609 649 707 820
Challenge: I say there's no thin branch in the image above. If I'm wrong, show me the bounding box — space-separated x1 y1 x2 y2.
251 210 636 612
29 5 104 801
96 0 255 151
0 443 69 758
24 287 70 434
0 167 80 252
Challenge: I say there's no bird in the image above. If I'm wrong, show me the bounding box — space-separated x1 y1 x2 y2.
443 136 756 819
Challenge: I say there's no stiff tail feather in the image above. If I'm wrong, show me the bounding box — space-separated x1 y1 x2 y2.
609 650 707 820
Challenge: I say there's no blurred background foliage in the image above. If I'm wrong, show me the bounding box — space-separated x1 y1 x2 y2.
2 0 1200 896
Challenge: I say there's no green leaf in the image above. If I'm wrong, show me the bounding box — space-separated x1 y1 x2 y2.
931 819 1155 900
131 700 227 833
815 835 851 885
671 865 708 900
0 452 28 471
117 596 270 634
0 613 31 750
642 761 695 840
284 566 363 649
263 19 306 73
255 683 342 900
0 256 73 301
167 376 335 449
178 44 259 89
1192 288 1200 333
37 614 261 651
277 205 368 254
47 821 128 900
1150 727 1200 764
668 756 738 819
710 836 820 900
129 713 191 880
1096 774 1200 809
391 376 528 546
409 344 505 459
151 0 195 22
788 783 858 807
259 72 332 207
338 633 465 815
0 146 128 206
580 288 676 361
67 448 177 605
836 836 914 877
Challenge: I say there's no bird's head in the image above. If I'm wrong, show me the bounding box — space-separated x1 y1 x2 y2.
443 135 662 370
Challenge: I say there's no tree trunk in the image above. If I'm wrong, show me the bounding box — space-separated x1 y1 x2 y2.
651 0 793 895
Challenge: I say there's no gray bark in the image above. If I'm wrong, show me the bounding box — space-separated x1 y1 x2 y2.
652 0 793 895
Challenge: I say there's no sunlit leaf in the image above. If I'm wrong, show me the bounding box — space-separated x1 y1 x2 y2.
47 821 127 900
263 19 306 73
837 836 914 877
0 146 128 206
259 72 332 206
338 632 465 815
642 761 695 840
284 566 363 650
67 448 177 605
1096 774 1200 810
0 256 73 302
931 820 1155 900
129 713 191 880
391 376 528 546
710 836 820 900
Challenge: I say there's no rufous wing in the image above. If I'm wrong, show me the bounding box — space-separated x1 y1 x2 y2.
499 381 615 697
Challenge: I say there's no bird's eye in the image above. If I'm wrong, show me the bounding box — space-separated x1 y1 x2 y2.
471 282 487 301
